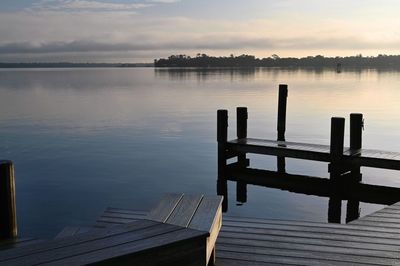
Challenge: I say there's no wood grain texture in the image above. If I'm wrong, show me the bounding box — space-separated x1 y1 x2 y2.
147 193 183 222
0 220 207 266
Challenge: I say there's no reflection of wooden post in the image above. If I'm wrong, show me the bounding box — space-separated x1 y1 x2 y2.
328 117 345 223
346 199 360 223
217 110 228 212
0 160 17 239
236 107 248 203
277 85 288 172
328 197 342 223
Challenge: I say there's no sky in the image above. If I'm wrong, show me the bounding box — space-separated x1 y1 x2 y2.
1 0 400 62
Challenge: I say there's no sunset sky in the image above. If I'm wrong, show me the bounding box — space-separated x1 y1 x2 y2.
1 0 400 62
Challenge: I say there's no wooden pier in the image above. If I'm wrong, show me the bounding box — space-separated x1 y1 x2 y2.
95 204 400 265
217 84 400 222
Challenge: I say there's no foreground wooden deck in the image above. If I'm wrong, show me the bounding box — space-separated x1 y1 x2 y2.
96 204 400 265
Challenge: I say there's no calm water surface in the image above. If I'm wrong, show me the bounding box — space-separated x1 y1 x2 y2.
1 67 400 237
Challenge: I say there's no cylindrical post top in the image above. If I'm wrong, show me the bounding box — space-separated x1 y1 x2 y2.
330 117 345 158
237 107 248 139
277 85 288 141
350 113 363 150
217 109 228 143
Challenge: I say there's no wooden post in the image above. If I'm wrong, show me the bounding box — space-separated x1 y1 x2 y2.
0 160 17 239
236 107 248 204
277 85 288 172
346 199 360 223
328 117 345 223
346 113 363 221
350 113 363 150
217 110 228 212
350 113 363 182
328 196 342 223
277 84 288 141
330 117 345 163
236 107 247 140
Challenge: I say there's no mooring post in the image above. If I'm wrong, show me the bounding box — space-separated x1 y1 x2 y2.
350 113 363 182
0 160 17 239
277 84 288 141
217 110 228 212
236 107 248 203
328 117 345 223
330 117 345 166
345 113 363 222
277 84 288 172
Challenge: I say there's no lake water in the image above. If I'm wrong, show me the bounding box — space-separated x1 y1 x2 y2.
1 67 400 238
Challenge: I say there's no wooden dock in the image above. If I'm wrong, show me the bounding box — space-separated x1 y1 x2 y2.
96 204 400 265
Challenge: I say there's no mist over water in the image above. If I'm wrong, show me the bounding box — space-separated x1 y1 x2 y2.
1 67 400 237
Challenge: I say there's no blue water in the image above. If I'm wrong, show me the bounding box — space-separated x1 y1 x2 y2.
1 67 400 238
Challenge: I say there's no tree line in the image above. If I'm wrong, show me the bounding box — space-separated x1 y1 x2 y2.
154 54 400 68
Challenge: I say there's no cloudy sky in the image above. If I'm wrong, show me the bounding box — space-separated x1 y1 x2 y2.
1 0 400 62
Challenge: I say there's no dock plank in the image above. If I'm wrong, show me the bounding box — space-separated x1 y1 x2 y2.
226 138 400 170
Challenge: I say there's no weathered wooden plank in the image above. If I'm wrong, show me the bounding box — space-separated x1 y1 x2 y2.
147 193 183 222
217 250 373 266
221 225 400 246
189 195 223 264
218 231 399 252
227 137 400 170
3 222 184 265
105 208 147 215
222 215 400 234
217 237 398 259
97 216 141 224
189 196 223 232
221 220 400 240
102 211 147 220
217 243 397 265
0 239 43 251
0 219 158 262
44 230 207 266
166 194 203 227
55 226 92 239
216 257 277 266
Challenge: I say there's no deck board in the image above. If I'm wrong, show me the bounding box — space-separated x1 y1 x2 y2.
227 138 400 170
95 207 400 265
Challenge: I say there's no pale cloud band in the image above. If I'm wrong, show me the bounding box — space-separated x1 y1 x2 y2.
0 0 399 62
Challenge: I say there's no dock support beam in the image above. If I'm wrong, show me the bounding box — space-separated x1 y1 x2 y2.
0 160 17 239
217 110 228 212
236 107 248 204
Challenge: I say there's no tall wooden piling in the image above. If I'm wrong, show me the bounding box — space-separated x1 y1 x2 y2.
277 85 288 172
217 110 228 212
330 117 345 163
350 113 363 182
350 113 363 150
277 84 288 142
0 160 17 239
328 117 345 223
236 107 248 203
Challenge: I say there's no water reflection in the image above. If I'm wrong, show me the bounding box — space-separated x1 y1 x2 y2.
217 160 400 223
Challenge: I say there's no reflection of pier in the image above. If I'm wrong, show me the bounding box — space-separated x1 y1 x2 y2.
217 85 400 223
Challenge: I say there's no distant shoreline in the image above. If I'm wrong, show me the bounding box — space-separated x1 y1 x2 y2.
0 63 154 68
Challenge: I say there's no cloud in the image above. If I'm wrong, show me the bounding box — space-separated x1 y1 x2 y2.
31 0 153 12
